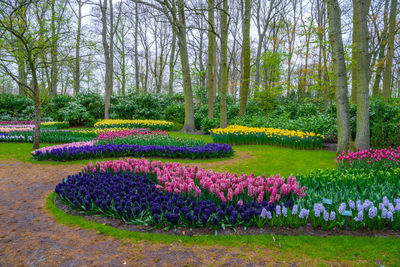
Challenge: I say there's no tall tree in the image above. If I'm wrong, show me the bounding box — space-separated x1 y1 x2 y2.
382 0 398 98
354 0 371 150
134 2 140 93
220 0 228 128
168 28 176 96
131 0 196 132
351 0 358 104
207 0 216 118
327 0 351 153
239 0 251 116
100 0 114 119
0 0 54 149
371 0 389 97
70 0 87 96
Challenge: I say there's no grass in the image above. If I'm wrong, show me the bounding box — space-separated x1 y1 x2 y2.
47 192 400 265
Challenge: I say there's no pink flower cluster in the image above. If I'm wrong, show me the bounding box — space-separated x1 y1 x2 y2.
337 147 400 168
32 141 95 155
0 121 34 125
96 128 168 140
0 124 34 132
83 158 306 204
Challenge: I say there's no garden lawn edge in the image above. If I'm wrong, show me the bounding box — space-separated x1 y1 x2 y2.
46 192 400 265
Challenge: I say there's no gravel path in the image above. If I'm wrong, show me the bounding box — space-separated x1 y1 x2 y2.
1 159 318 266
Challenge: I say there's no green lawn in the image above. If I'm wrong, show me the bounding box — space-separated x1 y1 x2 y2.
1 134 399 265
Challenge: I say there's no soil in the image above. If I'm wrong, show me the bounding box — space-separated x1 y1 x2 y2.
0 159 397 266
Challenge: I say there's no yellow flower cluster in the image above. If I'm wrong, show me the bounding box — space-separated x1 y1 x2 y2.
41 121 68 126
211 125 324 139
94 119 174 129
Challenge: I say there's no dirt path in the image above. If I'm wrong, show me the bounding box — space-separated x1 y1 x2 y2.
0 159 324 266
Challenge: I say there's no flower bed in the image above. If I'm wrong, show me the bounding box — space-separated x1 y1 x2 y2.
0 120 33 125
32 143 233 161
96 129 168 141
2 130 94 143
211 125 325 149
337 147 400 171
54 158 400 230
0 134 32 142
94 119 174 131
97 134 206 147
55 158 303 228
41 121 69 129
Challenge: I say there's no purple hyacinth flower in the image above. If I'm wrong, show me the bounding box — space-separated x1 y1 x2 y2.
356 200 363 212
282 206 287 217
260 208 267 219
299 208 309 219
276 205 281 217
354 211 363 222
339 203 346 215
266 211 272 220
313 203 324 218
379 203 384 210
368 206 378 219
383 196 389 206
395 203 400 212
387 211 394 222
292 205 298 215
348 200 355 210
388 203 395 213
323 210 329 221
381 207 388 219
330 211 336 221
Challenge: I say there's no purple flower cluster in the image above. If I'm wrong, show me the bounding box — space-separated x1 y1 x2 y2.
33 143 233 161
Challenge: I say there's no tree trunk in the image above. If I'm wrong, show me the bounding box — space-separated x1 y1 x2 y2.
17 59 26 95
101 0 112 119
177 0 195 132
239 0 251 116
207 0 215 119
121 36 126 96
74 1 82 96
220 0 228 128
134 2 140 93
354 0 370 150
382 0 397 99
50 0 58 98
327 0 351 153
351 0 358 104
169 29 176 96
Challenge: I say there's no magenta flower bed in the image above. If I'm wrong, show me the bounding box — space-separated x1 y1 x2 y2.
96 129 168 140
0 120 34 125
337 147 400 170
83 158 305 204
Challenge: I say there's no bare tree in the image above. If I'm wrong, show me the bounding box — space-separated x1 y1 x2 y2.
327 0 351 152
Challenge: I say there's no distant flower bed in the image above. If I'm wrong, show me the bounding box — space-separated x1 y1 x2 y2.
96 129 168 141
211 125 325 149
94 119 174 131
0 120 33 125
41 121 69 129
337 147 400 171
32 142 233 161
1 130 94 143
0 125 34 132
54 158 400 230
0 134 32 142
